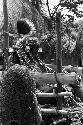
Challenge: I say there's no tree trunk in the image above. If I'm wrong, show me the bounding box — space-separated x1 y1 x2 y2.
56 12 62 110
3 0 9 70
31 0 40 13
56 12 62 73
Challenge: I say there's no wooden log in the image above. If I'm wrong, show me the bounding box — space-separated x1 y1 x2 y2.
30 71 57 87
36 92 72 98
56 72 77 85
1 71 77 88
30 71 77 87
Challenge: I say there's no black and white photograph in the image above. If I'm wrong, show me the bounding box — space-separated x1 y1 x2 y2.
1 0 83 125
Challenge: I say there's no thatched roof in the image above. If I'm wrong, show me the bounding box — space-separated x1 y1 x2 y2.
0 0 47 38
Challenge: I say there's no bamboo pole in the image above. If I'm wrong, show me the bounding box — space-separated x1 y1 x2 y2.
41 108 68 115
36 92 72 98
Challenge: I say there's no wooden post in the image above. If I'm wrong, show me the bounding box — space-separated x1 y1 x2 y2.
3 0 9 70
56 12 62 73
81 48 83 67
56 12 62 110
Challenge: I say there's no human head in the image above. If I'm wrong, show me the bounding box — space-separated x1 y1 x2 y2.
17 19 36 35
2 64 42 125
17 19 31 35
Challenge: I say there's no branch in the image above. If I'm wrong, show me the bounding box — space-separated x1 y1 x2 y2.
46 0 52 19
51 0 62 17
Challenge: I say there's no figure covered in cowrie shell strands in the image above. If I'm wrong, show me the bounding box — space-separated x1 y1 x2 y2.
1 64 42 125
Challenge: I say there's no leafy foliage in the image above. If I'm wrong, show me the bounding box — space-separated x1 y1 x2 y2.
51 0 83 18
36 0 83 58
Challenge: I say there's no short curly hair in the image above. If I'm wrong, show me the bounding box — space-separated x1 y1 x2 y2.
17 19 31 35
2 64 42 125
